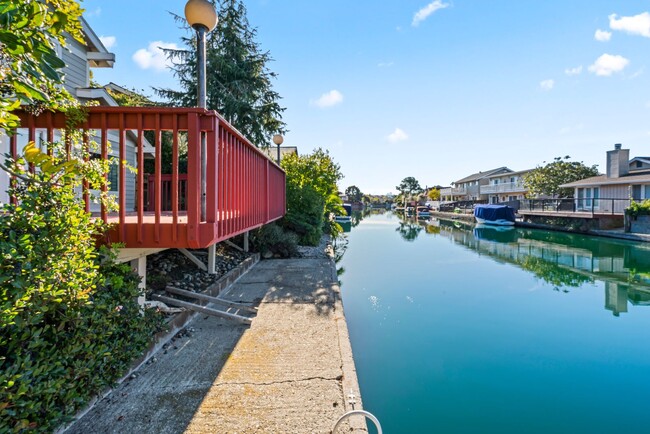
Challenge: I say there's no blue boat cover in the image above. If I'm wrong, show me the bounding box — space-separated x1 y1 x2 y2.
342 204 353 216
474 204 516 222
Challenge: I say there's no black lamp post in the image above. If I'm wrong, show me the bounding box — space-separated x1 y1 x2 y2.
184 0 218 220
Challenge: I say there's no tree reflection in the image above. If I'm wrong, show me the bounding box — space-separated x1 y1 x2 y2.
396 220 423 242
519 256 593 290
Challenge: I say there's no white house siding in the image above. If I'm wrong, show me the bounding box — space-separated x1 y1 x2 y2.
599 185 630 214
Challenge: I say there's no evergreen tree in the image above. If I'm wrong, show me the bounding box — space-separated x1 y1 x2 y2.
156 0 286 147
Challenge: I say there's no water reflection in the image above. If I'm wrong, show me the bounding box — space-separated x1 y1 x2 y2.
401 215 650 316
395 218 423 242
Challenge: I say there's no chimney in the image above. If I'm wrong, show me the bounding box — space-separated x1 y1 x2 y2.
606 144 629 178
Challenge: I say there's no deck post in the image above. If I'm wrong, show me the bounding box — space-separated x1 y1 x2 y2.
243 231 249 252
208 244 217 275
130 256 147 312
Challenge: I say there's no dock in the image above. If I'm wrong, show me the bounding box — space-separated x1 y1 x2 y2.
65 257 365 433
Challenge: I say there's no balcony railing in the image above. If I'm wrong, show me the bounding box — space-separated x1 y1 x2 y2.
480 182 526 194
10 107 286 249
441 187 467 196
519 198 630 215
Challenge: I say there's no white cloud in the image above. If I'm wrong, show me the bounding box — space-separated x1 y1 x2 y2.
609 12 650 37
588 53 630 76
99 36 116 50
310 90 343 108
85 7 101 17
387 128 409 143
132 41 179 72
540 79 554 91
378 62 394 68
565 65 583 76
412 1 449 27
645 101 650 109
594 29 612 41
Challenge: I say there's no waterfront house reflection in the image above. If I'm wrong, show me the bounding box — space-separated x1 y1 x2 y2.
433 218 650 315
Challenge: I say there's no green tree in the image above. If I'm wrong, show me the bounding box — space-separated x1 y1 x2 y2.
523 156 599 198
0 0 83 130
427 188 441 201
281 149 343 245
157 0 286 147
345 185 363 203
396 176 422 207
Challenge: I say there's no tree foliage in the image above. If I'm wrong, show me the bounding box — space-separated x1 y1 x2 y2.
523 156 599 198
280 149 343 245
427 188 441 201
0 143 164 431
345 185 363 203
156 0 286 147
396 177 422 206
0 0 83 130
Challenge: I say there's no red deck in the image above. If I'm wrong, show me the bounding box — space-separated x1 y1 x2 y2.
12 107 286 249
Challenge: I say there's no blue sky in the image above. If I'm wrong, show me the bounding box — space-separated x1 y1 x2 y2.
84 0 650 194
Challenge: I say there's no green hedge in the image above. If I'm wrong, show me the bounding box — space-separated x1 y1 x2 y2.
626 199 650 217
0 167 164 432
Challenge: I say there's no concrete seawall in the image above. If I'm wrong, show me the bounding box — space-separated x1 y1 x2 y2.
66 256 365 433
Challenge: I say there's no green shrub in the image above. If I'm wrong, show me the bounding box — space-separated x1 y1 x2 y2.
626 199 650 217
0 145 164 432
252 223 299 257
280 150 343 246
282 183 325 246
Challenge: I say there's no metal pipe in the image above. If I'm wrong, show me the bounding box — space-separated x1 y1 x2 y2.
197 25 207 221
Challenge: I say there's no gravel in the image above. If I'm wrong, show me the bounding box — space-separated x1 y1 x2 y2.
146 244 251 296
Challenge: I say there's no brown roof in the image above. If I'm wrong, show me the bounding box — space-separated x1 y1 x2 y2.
560 170 650 188
454 167 511 184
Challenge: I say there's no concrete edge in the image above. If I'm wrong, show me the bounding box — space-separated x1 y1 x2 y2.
430 210 475 222
328 255 369 432
59 252 260 433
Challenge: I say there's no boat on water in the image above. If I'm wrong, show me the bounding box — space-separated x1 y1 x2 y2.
416 206 430 218
335 203 353 222
473 204 516 226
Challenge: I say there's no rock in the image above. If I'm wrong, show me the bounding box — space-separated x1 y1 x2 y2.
262 250 273 259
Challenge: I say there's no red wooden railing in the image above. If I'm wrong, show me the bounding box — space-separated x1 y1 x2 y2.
11 107 286 249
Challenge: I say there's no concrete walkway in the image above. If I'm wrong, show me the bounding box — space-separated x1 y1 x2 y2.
66 258 364 434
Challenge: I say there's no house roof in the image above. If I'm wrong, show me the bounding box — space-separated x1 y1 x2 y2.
485 168 533 178
560 170 650 188
261 146 298 161
454 167 511 184
79 16 115 68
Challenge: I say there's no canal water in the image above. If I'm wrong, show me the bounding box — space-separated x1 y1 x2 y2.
338 212 650 434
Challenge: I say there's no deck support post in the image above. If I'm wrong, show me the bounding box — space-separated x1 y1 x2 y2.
207 244 217 275
178 248 208 272
243 231 249 252
130 256 147 312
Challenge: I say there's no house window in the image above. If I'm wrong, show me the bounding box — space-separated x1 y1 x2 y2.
577 187 600 209
510 177 516 183
632 185 650 201
636 161 643 168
